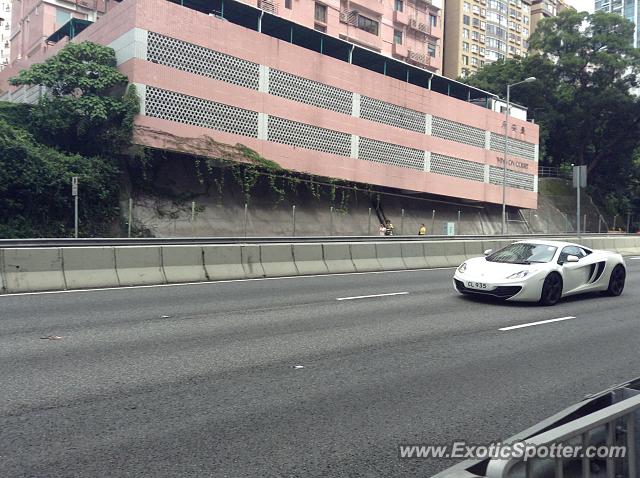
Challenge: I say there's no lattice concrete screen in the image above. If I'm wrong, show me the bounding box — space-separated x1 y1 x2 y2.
358 137 425 170
489 133 536 161
489 165 535 191
267 116 352 156
145 86 259 137
431 116 486 149
147 32 260 90
359 96 426 133
430 153 485 182
269 69 352 115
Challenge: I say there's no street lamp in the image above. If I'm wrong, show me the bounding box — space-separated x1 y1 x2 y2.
501 76 536 235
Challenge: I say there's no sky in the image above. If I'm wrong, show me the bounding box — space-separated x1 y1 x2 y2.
563 0 595 13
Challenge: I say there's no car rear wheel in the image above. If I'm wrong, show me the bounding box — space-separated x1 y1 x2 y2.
605 264 626 297
539 273 563 306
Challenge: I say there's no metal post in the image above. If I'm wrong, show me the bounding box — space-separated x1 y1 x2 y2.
191 201 196 236
400 208 405 235
577 178 581 239
457 210 461 236
368 207 372 235
583 213 587 234
243 203 248 238
71 176 79 239
598 215 602 233
431 209 436 235
292 205 296 236
613 214 618 231
564 213 568 233
502 84 510 235
330 206 334 236
74 194 78 238
128 198 133 238
627 212 631 233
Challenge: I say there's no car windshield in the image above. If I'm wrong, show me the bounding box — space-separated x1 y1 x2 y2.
486 243 557 264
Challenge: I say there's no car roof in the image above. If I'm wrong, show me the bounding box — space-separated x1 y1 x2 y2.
513 239 591 249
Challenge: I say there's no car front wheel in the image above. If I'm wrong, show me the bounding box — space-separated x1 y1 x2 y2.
539 272 563 306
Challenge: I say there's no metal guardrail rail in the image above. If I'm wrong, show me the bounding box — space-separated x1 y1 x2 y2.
0 233 634 248
485 393 640 478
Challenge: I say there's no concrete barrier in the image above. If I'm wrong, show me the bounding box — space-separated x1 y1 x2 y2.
322 243 356 274
445 241 467 267
1 248 66 293
115 246 166 286
350 243 381 272
63 247 119 290
463 240 485 260
423 241 451 268
401 242 429 269
203 245 245 280
241 245 265 278
292 244 328 275
260 244 298 277
614 237 640 255
376 243 406 270
162 246 207 283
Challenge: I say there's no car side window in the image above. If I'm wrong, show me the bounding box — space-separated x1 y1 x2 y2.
558 246 584 264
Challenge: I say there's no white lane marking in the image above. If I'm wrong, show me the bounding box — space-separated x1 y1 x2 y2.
499 316 576 331
336 292 409 301
0 267 455 298
629 257 640 260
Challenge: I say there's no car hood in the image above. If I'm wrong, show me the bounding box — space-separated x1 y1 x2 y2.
460 257 543 280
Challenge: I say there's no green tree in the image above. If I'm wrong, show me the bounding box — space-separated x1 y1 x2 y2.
464 10 640 205
9 41 138 157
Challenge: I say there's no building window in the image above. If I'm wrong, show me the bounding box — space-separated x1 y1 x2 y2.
463 2 470 12
462 55 469 65
357 14 379 35
463 28 469 39
430 14 437 27
314 23 326 32
393 29 403 44
462 41 469 52
314 3 327 23
463 14 470 25
428 43 436 57
395 0 403 12
285 0 292 9
55 9 71 27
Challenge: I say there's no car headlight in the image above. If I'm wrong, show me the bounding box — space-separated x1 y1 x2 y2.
458 262 467 273
507 270 529 279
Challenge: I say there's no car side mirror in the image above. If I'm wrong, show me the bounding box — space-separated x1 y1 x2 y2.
565 255 580 263
483 249 492 256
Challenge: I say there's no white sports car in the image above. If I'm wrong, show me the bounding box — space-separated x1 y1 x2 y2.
453 240 626 305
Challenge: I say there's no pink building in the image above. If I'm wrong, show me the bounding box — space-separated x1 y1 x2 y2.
0 0 539 209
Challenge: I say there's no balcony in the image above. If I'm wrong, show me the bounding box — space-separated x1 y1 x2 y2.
408 17 430 35
407 49 430 67
393 9 409 25
392 42 408 57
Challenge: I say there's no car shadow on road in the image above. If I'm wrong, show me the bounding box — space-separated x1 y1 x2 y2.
454 291 610 308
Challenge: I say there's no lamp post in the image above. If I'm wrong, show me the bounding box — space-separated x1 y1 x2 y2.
502 77 536 235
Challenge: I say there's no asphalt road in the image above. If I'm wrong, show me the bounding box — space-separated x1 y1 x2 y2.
1 260 640 477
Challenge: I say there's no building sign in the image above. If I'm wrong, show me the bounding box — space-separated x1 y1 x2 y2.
496 157 529 170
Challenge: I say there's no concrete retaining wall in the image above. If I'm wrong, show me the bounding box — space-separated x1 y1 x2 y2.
2 236 638 293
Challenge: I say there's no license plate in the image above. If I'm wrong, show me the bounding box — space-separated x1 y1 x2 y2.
467 281 488 290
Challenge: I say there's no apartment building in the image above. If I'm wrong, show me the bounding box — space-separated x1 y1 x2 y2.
8 0 114 67
443 0 532 79
595 0 639 47
530 0 571 32
0 0 10 69
242 0 444 73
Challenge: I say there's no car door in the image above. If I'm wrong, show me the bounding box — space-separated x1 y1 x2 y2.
558 246 595 295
